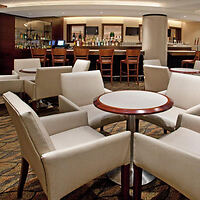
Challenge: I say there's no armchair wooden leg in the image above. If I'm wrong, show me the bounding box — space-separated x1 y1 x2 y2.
17 157 29 199
31 101 38 111
164 129 167 134
120 62 122 82
121 164 130 200
135 119 139 132
133 164 142 200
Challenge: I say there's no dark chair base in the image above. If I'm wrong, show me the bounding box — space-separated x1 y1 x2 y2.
17 157 29 199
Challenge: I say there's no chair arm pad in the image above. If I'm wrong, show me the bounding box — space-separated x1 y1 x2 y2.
104 88 112 93
179 113 200 133
176 104 200 129
42 131 131 195
0 79 24 94
40 111 88 136
158 90 167 95
59 95 80 112
185 104 200 115
12 70 19 76
24 80 36 100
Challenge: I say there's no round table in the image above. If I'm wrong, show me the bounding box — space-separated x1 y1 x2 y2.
94 90 173 186
19 67 37 73
170 68 200 74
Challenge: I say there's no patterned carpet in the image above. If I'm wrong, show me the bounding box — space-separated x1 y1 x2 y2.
0 81 189 200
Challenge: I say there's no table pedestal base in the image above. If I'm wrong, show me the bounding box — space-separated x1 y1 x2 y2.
107 166 155 187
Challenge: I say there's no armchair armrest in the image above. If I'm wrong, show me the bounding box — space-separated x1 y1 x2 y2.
0 79 23 94
42 131 130 196
158 90 167 95
104 88 112 93
179 113 200 133
12 70 18 76
185 104 200 115
176 104 200 129
59 95 80 112
40 111 88 136
24 80 36 100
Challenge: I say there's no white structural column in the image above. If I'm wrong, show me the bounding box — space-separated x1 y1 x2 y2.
142 14 168 66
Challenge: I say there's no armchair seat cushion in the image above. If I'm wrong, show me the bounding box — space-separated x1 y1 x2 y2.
50 126 104 150
80 104 126 129
137 106 185 131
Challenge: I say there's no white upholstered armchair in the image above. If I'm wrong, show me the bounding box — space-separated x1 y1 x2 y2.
143 59 161 66
3 91 131 200
59 70 126 129
13 58 41 80
0 74 23 94
137 72 200 132
24 66 72 109
133 113 200 200
143 64 171 92
72 59 90 72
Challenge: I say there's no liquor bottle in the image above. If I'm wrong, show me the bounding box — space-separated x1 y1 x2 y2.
72 33 76 42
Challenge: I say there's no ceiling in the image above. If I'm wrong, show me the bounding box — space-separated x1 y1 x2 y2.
0 0 200 21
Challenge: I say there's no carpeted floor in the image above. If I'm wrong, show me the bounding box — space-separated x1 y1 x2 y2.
0 81 189 200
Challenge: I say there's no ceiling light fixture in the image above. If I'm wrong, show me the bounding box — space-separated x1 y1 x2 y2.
5 1 162 8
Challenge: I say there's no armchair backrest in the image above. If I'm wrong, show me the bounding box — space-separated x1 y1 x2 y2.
61 70 105 106
72 59 90 72
194 60 200 70
143 64 170 92
143 59 161 66
14 58 41 72
35 66 72 99
3 92 55 191
166 73 200 109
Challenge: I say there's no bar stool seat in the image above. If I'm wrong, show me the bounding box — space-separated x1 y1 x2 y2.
120 59 138 64
120 49 140 85
181 51 200 67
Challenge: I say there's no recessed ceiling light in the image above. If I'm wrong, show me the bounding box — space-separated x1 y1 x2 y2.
5 1 162 8
183 16 187 18
100 11 104 14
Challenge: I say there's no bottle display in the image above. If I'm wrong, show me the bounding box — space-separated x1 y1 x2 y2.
15 19 52 49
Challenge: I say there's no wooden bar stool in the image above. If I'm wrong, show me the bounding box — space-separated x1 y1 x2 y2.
73 48 89 63
96 49 114 84
51 48 69 66
181 51 200 67
120 49 140 85
31 48 49 67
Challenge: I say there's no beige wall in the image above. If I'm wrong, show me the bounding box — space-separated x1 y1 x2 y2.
182 21 200 49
